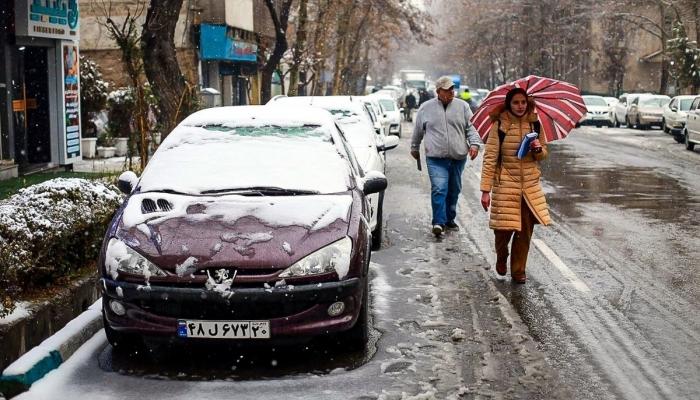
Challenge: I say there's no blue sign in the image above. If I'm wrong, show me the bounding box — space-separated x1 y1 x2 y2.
18 0 80 40
200 24 257 63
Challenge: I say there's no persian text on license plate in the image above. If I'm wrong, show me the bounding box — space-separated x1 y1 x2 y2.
177 320 270 339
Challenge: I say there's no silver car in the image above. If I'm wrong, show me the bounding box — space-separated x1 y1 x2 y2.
626 95 670 130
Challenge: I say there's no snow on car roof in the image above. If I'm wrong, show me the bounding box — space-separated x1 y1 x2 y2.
137 106 353 195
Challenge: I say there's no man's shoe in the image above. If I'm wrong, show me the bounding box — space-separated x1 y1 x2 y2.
432 224 444 236
495 264 507 276
445 222 459 231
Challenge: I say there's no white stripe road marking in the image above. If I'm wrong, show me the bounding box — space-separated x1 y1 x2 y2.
533 238 591 293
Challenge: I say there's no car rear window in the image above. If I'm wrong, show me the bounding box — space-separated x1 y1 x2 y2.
641 98 670 107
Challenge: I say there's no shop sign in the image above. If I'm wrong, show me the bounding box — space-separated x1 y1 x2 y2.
15 0 80 41
200 24 257 63
62 42 81 160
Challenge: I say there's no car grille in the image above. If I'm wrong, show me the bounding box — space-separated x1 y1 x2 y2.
138 298 317 320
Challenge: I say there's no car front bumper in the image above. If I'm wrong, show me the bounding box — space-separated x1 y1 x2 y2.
101 277 364 339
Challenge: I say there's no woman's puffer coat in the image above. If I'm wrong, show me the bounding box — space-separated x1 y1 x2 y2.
480 110 551 231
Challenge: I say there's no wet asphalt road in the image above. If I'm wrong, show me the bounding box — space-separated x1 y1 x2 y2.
463 124 700 399
14 122 700 399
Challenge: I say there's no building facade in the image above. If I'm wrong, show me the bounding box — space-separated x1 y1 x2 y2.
1 0 83 180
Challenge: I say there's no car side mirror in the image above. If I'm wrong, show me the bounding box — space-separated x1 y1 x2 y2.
671 106 678 112
378 135 399 151
362 171 388 195
117 171 138 195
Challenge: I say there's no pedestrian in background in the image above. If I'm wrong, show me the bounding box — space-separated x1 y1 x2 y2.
411 76 483 237
404 91 417 122
479 88 551 283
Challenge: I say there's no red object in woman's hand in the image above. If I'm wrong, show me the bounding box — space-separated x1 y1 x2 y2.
530 139 542 153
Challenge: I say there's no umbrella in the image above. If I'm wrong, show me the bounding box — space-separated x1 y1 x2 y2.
471 75 587 142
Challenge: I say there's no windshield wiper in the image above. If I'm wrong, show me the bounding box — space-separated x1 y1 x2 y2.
201 187 319 196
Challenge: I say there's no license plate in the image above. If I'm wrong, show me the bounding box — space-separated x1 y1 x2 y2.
177 320 270 339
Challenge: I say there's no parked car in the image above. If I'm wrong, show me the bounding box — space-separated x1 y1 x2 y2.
626 94 670 130
101 105 386 352
614 93 650 127
362 96 389 136
681 95 700 150
662 95 695 135
369 93 403 137
268 95 399 250
581 95 614 127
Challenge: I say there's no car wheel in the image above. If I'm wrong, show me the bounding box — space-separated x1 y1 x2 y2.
662 119 670 133
613 115 620 128
339 278 369 351
625 116 631 128
686 131 696 151
103 313 143 354
371 191 384 251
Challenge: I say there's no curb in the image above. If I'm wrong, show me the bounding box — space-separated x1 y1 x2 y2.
0 299 103 397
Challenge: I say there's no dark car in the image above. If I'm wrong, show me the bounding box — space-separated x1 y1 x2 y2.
99 106 386 351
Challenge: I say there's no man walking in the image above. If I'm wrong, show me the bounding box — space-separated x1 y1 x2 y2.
411 76 482 236
404 91 417 122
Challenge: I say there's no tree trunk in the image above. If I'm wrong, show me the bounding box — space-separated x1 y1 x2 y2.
288 0 308 96
659 5 669 94
142 0 192 138
261 0 293 103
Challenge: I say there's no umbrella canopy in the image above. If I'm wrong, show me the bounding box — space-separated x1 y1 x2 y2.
471 75 587 142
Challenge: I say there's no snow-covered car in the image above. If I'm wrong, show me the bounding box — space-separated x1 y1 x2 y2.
627 94 670 129
268 95 399 250
101 105 387 352
370 93 403 137
663 95 695 134
580 95 614 127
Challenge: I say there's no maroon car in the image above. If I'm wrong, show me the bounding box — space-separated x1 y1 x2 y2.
99 106 386 351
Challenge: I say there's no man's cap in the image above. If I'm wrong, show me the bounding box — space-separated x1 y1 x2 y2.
435 76 455 90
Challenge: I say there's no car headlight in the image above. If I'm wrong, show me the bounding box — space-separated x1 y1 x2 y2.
279 237 352 279
105 238 167 279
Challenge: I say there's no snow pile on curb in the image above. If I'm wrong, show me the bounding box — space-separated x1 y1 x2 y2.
0 178 122 317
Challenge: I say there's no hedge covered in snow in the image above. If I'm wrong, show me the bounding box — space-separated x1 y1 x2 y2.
0 178 123 317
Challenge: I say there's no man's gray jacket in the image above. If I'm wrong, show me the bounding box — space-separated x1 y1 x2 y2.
411 98 483 160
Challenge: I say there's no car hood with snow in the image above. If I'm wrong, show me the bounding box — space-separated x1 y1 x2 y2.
111 191 355 273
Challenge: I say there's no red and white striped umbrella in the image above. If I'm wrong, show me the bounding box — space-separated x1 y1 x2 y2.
471 75 587 142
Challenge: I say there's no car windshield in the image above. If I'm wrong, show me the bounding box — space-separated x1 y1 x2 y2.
679 99 694 111
641 97 669 107
584 97 607 106
138 123 352 195
379 99 396 111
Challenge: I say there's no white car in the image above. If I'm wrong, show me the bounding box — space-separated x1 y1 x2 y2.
369 93 403 137
267 95 399 249
581 95 614 127
682 95 700 150
613 93 651 127
626 94 670 130
362 96 388 137
663 95 695 135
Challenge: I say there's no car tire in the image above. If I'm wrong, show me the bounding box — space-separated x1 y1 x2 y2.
662 119 670 134
625 116 631 128
371 191 384 251
339 278 369 351
686 131 696 151
103 313 143 354
613 115 620 128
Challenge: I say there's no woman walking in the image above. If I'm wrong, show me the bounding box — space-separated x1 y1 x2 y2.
479 88 551 283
